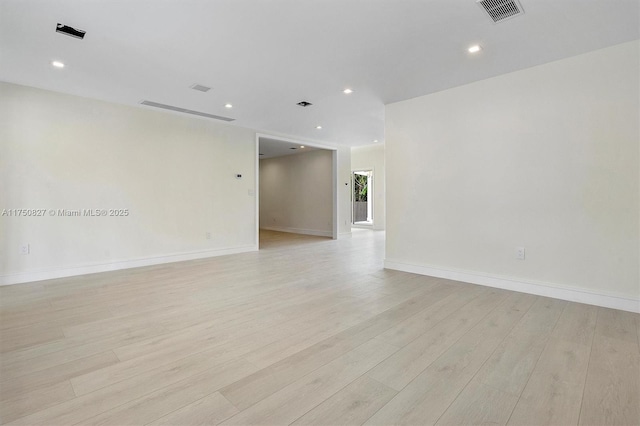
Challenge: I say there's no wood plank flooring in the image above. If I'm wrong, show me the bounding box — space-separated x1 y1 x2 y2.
0 229 638 425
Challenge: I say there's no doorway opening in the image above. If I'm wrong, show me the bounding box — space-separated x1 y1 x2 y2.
352 170 373 226
256 135 339 249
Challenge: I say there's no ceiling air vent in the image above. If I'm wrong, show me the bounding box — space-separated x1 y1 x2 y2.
140 101 235 121
56 23 86 39
297 101 312 107
190 84 211 92
476 0 524 23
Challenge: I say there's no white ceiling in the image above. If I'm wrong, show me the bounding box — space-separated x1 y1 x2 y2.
259 137 322 159
1 1 638 147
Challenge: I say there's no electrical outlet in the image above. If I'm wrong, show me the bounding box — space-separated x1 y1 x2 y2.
20 244 30 255
516 247 525 260
205 232 212 240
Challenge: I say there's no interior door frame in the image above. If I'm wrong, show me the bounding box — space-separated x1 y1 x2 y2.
351 168 374 227
255 133 339 247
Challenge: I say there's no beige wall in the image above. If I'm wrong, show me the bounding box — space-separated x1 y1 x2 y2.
385 41 639 311
351 144 385 230
0 82 258 284
259 150 333 237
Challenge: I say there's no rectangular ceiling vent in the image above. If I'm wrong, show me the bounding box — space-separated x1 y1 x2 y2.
56 23 86 39
140 101 235 121
476 0 524 23
190 84 211 92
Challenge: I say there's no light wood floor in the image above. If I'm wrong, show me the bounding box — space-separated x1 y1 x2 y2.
1 229 638 425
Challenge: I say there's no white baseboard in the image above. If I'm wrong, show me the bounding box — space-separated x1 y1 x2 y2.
384 259 640 313
0 245 258 286
351 224 373 229
338 231 352 239
260 226 333 238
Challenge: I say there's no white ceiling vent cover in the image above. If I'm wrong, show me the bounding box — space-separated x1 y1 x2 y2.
140 101 235 121
190 84 211 92
476 0 524 23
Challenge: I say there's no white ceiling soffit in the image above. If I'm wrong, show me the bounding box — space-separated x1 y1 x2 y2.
0 0 638 147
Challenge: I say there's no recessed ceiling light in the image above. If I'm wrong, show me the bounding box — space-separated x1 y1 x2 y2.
51 60 65 68
343 88 353 94
300 145 305 148
224 103 233 108
316 126 322 130
468 45 482 53
373 139 379 143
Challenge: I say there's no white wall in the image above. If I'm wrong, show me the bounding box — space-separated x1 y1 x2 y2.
0 82 258 284
385 41 639 312
336 145 352 238
351 144 385 230
259 150 333 237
